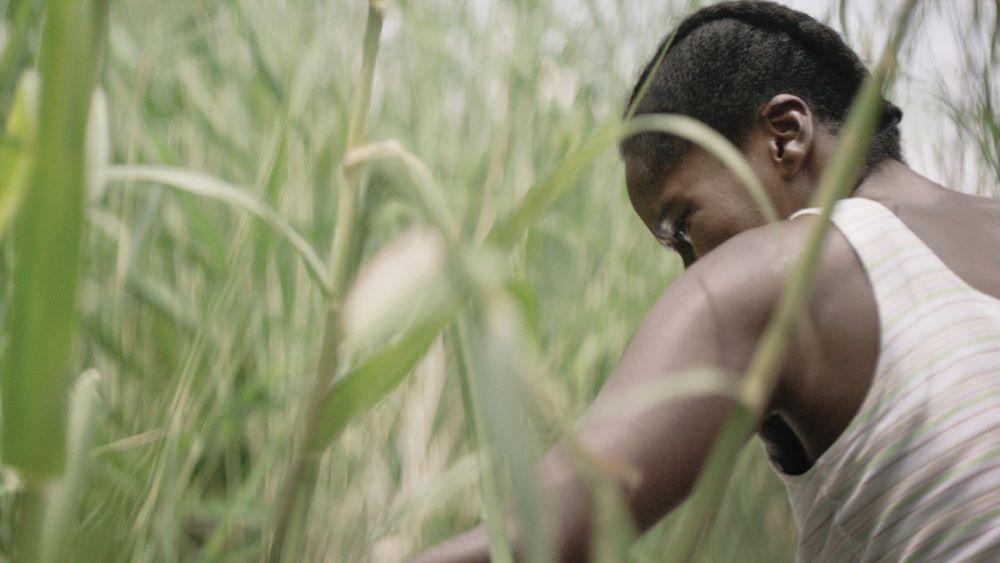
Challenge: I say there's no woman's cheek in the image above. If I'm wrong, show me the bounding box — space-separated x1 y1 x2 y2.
690 218 714 258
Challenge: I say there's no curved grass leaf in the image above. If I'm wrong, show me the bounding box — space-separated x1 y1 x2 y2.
487 113 778 251
469 294 550 563
621 114 779 224
308 305 456 453
583 367 742 428
104 165 332 297
486 120 621 249
345 139 457 240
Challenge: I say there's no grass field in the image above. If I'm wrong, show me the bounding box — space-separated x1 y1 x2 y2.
0 1 997 561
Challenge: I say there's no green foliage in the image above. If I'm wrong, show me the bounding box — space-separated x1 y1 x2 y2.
105 165 332 297
0 1 994 561
0 71 36 236
2 0 101 487
311 306 454 453
1 0 106 560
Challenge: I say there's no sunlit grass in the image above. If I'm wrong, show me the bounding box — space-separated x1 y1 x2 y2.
0 1 996 561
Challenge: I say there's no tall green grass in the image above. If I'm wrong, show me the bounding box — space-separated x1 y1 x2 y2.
1 1 106 561
0 1 996 561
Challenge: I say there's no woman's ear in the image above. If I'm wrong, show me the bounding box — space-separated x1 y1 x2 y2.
760 94 813 179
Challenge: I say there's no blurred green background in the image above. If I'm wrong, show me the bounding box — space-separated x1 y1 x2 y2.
0 1 996 561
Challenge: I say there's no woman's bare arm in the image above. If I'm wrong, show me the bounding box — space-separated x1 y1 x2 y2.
411 222 800 562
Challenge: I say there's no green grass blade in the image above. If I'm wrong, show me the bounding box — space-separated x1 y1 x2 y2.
308 305 455 453
471 294 550 563
345 139 457 240
3 0 100 481
664 404 755 562
621 114 779 224
104 164 332 297
487 112 778 252
451 315 514 563
381 453 479 533
2 1 105 560
486 120 621 249
267 3 385 557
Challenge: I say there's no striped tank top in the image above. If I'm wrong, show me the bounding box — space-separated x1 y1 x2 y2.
781 197 1000 562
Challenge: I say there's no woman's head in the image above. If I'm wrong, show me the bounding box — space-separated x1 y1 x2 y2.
621 0 904 265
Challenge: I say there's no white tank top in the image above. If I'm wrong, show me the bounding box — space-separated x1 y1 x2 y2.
780 198 1000 562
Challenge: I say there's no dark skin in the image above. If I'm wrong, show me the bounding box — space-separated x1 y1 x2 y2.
411 94 1000 562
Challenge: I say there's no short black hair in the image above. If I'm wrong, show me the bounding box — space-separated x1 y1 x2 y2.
621 0 903 189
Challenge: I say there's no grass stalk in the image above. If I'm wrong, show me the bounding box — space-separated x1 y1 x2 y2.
664 1 919 560
344 139 457 239
15 481 46 563
2 0 106 559
40 369 103 563
489 112 779 252
472 293 551 563
266 2 385 560
450 317 515 563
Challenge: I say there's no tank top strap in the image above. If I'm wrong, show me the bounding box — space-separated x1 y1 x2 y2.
788 206 821 220
825 198 975 330
793 198 971 328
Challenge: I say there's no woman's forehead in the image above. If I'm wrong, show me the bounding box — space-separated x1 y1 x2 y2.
624 154 666 223
625 149 713 215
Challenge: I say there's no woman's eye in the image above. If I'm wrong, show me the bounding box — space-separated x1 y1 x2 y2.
655 206 692 250
671 209 692 246
672 220 687 244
